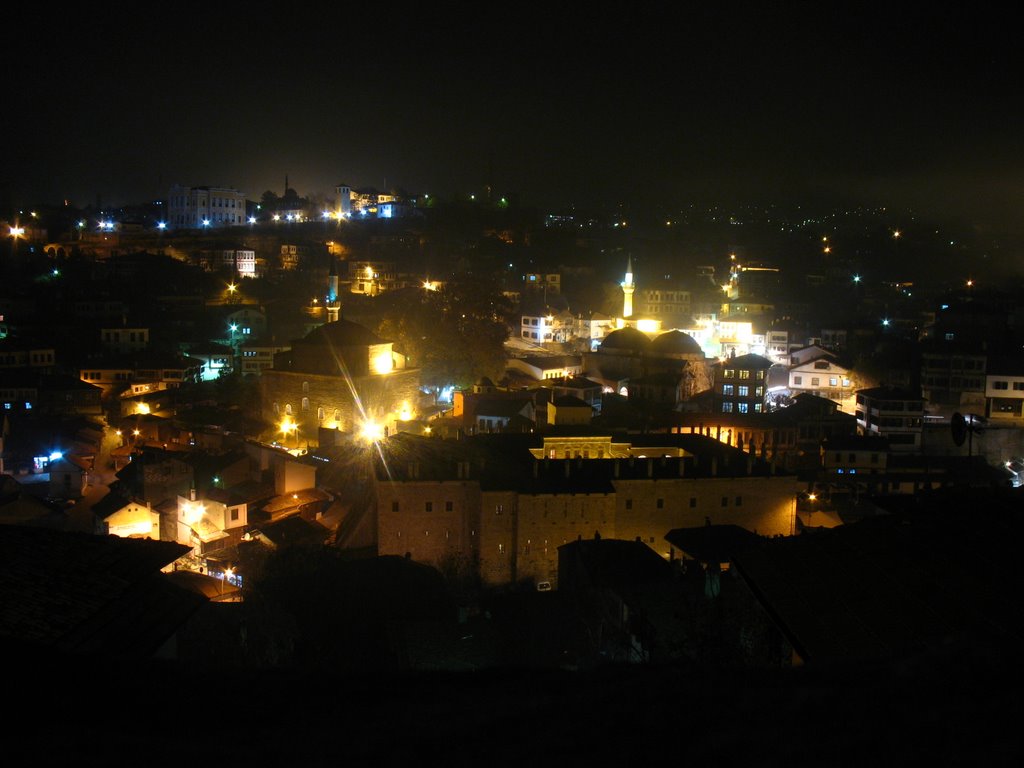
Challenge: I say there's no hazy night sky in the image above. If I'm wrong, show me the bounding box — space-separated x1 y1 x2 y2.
5 5 1022 229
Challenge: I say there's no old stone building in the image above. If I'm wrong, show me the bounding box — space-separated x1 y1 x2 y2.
373 431 797 588
260 319 421 444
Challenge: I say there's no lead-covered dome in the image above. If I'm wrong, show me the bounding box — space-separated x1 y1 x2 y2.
651 329 703 357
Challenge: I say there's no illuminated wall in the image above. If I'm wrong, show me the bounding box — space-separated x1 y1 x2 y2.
105 501 160 539
375 454 798 588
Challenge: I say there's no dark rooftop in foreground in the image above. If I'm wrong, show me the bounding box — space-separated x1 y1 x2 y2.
0 525 203 658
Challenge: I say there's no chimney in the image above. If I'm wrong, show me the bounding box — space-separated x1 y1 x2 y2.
711 457 718 476
678 457 685 477
647 460 653 478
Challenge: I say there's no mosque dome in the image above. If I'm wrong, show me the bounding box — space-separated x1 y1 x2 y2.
599 326 652 354
651 329 703 357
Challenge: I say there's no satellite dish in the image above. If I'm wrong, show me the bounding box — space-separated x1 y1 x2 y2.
951 412 967 447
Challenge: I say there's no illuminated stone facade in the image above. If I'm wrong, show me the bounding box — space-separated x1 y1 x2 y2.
260 319 420 442
374 433 798 588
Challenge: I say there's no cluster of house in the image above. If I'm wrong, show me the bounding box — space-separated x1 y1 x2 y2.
5 212 1024 605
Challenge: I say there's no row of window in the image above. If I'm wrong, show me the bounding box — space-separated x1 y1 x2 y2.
395 528 467 539
391 501 456 512
722 402 763 413
623 496 743 508
722 369 764 380
793 376 850 387
1 352 54 365
991 381 1024 391
721 384 764 397
393 496 745 513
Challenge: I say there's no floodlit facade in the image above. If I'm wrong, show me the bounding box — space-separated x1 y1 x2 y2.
167 185 247 229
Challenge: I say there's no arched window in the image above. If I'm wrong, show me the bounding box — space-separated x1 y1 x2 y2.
302 381 310 394
273 402 280 415
285 403 292 415
302 397 310 412
317 406 325 421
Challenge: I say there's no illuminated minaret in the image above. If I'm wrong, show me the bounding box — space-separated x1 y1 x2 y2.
621 256 635 320
327 259 340 323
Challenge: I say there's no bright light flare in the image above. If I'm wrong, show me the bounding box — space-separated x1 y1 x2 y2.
359 419 385 443
372 352 393 374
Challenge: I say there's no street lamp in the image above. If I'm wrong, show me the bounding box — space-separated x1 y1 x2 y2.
280 418 298 448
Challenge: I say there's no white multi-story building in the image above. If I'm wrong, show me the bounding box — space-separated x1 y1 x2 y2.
985 362 1024 422
167 185 247 229
788 354 856 413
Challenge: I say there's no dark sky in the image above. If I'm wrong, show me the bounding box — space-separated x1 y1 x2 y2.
6 5 1023 228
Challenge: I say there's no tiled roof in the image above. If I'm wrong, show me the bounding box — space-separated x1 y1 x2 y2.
0 526 202 658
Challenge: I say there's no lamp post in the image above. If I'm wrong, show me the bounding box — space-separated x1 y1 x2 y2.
229 323 239 373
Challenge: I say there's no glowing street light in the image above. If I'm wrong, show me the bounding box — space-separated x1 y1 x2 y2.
279 418 298 447
359 418 385 443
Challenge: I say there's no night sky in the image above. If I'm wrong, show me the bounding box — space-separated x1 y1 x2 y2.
6 6 1022 229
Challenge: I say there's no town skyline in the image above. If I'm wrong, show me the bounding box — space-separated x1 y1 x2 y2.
7 7 1024 235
